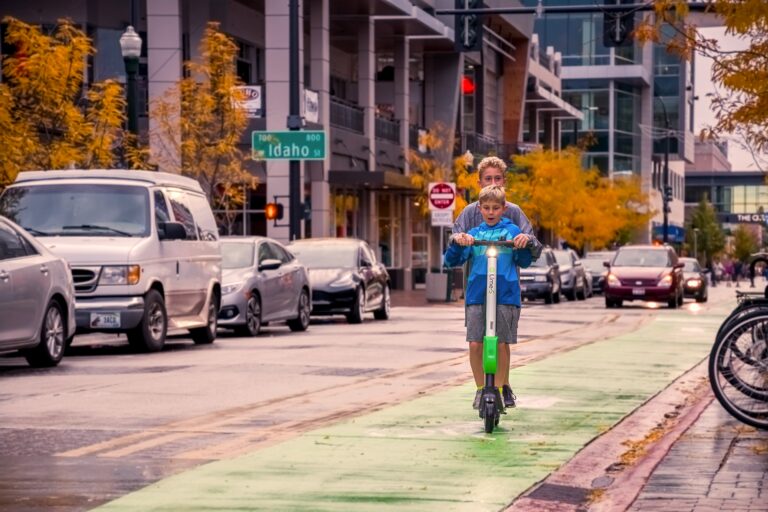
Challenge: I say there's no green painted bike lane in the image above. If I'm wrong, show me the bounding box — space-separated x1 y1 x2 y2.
98 306 729 512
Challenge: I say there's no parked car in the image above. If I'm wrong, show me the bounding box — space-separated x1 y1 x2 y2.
0 170 222 352
584 250 616 261
0 216 76 367
519 247 561 304
288 238 390 323
680 257 708 303
604 245 684 308
582 257 609 294
218 237 311 335
552 249 588 301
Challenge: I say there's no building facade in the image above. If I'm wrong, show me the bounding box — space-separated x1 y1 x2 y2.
0 0 582 288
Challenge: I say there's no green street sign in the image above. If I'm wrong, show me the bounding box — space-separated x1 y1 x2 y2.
252 130 326 160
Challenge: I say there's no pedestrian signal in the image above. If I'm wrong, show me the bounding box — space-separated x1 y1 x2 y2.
265 203 284 220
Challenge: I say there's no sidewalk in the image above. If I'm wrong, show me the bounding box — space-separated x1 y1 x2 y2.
391 287 462 308
95 296 734 511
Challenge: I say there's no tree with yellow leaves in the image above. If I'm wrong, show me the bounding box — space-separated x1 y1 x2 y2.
150 22 254 233
509 147 653 250
409 123 475 219
637 1 768 163
0 18 125 188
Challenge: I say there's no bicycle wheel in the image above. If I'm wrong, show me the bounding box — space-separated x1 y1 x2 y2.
716 306 768 366
709 314 768 430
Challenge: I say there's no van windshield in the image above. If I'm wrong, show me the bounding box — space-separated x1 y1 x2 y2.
0 184 150 237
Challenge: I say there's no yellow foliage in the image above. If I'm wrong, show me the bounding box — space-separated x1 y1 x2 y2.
0 17 126 187
510 147 653 250
150 22 254 230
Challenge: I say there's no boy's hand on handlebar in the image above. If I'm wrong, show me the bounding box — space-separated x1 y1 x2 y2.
453 233 474 246
512 233 531 249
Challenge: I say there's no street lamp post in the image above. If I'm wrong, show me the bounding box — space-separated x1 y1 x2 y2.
119 26 142 140
693 227 700 261
655 94 671 244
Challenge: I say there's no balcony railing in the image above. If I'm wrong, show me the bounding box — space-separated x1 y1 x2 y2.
458 132 519 160
330 97 364 134
375 115 400 144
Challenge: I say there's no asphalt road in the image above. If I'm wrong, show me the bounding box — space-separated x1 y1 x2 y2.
0 292 717 511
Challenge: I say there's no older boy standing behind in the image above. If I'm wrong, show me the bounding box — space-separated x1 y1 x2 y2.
445 185 533 410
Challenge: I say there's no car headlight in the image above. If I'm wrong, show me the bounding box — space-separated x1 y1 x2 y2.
222 282 245 295
657 274 673 288
687 278 701 288
100 265 141 285
534 275 547 282
329 275 356 288
606 273 620 287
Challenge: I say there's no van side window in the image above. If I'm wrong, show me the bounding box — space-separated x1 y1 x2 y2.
186 193 219 242
166 190 198 241
154 190 171 228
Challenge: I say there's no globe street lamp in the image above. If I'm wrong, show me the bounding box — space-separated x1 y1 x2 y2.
119 26 142 138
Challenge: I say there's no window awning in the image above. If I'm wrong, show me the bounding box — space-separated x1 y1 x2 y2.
328 170 417 190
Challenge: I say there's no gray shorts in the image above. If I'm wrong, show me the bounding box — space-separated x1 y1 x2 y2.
465 304 521 343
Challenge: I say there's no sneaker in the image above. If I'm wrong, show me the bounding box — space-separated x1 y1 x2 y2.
472 389 482 410
502 385 517 408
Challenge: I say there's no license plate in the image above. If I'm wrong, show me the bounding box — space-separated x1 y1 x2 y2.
90 312 121 328
521 285 527 291
632 288 645 296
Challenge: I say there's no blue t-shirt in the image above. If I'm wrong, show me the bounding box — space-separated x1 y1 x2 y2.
444 218 532 306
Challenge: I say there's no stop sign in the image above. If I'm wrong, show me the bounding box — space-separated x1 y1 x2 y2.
428 182 456 210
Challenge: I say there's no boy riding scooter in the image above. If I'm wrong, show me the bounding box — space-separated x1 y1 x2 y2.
444 185 533 412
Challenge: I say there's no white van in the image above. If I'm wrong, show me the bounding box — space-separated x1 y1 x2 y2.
0 170 222 351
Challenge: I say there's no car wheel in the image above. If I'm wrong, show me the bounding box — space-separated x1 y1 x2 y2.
565 288 576 301
677 290 684 306
288 289 311 331
374 284 391 320
576 278 587 300
127 290 167 352
236 295 261 336
24 300 66 367
696 290 708 303
191 293 219 344
667 294 678 309
346 287 365 324
544 289 553 304
553 289 561 303
605 297 613 308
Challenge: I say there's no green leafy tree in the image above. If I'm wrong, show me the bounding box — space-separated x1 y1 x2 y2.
0 17 126 188
732 224 759 263
686 198 726 268
150 22 253 232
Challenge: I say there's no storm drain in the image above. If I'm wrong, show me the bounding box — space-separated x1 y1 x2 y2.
304 367 387 377
526 483 590 505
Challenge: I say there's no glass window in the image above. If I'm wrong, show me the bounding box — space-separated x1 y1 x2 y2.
154 190 171 228
613 249 671 267
0 184 150 237
221 242 254 269
166 190 198 241
289 243 358 269
268 242 292 263
0 223 28 260
186 193 219 242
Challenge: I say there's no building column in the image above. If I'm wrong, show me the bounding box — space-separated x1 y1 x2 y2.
358 19 377 247
309 0 331 237
147 0 182 172
394 37 412 289
265 0 303 243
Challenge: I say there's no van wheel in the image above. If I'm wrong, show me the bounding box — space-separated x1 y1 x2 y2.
191 294 219 344
24 301 65 367
127 290 167 352
288 289 311 331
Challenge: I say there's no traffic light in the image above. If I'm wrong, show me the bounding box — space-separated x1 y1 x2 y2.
603 0 634 47
663 185 673 203
454 0 483 52
265 202 284 221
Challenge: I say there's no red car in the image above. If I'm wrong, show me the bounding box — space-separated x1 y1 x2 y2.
603 245 684 308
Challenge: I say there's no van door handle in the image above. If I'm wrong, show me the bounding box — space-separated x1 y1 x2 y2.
0 270 9 282
40 265 49 275
176 261 180 274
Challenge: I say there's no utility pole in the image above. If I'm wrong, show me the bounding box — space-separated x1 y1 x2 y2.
288 0 302 240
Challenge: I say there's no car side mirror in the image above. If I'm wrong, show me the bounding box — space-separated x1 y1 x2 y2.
674 262 684 269
158 222 186 241
603 261 611 268
259 258 282 271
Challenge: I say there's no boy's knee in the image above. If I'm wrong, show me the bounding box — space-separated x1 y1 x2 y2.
469 341 483 353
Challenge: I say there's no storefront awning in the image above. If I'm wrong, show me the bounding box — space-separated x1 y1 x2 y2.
328 170 417 190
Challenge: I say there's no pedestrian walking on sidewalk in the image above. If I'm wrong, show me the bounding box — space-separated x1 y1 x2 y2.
451 156 542 408
446 185 533 410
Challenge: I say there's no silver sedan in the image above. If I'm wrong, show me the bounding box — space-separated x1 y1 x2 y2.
0 216 76 367
218 237 311 336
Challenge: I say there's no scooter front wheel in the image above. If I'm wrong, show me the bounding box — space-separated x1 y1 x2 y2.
483 403 496 433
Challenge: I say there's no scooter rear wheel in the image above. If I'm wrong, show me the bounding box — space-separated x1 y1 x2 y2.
484 403 496 433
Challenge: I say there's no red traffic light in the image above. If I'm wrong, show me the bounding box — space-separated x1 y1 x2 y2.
265 202 284 220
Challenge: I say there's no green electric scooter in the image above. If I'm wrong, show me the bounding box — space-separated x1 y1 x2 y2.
472 239 518 433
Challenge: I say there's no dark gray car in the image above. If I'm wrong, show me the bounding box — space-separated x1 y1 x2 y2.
553 249 588 301
218 237 311 336
0 216 76 366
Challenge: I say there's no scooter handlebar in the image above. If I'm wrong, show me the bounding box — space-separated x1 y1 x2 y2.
470 239 517 247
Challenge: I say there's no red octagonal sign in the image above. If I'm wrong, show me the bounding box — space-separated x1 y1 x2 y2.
429 182 456 210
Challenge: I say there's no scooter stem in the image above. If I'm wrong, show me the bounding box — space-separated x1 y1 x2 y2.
483 249 498 375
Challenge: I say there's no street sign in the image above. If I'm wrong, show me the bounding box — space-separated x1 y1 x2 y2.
252 131 326 160
428 182 456 210
431 210 454 227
